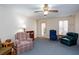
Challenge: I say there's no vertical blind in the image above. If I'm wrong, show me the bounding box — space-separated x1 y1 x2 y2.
59 20 68 35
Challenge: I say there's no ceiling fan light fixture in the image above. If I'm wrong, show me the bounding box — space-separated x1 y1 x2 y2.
44 11 48 15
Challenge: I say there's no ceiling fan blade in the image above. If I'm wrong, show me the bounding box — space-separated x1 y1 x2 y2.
48 10 58 12
34 11 42 13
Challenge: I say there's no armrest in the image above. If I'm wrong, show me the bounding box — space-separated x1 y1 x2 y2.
62 36 75 41
14 39 20 46
62 35 68 38
66 36 74 40
27 38 33 41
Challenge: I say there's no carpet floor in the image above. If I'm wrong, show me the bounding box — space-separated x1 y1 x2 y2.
19 38 79 55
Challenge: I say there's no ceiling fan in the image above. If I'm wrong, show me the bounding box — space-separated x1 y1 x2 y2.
34 4 58 16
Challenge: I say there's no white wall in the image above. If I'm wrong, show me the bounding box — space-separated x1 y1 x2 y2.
0 6 36 42
37 16 75 38
0 5 78 42
75 12 79 34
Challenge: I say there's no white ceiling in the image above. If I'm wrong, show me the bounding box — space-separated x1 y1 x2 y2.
0 4 79 19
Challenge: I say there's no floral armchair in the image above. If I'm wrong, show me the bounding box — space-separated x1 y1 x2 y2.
15 32 34 54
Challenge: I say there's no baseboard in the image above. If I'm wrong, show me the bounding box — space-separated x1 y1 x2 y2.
35 37 49 40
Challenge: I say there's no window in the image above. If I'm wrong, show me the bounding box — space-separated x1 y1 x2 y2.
59 20 68 35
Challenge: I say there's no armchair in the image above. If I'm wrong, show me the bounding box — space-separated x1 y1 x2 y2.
15 32 33 54
50 30 57 40
60 32 78 46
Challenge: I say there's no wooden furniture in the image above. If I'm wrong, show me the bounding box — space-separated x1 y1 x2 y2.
2 39 14 47
0 43 2 48
0 39 16 55
2 42 14 47
0 39 2 48
26 31 34 40
0 47 12 55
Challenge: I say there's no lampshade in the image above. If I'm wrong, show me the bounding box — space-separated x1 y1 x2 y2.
22 25 26 29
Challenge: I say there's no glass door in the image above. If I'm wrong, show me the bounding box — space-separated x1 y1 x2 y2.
41 22 46 37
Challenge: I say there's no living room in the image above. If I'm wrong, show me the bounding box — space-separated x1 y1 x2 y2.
0 4 79 55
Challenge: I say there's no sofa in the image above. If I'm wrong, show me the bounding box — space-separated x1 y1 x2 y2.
60 32 78 46
15 32 34 54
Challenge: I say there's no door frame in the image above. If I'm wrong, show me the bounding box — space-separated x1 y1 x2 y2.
41 21 47 38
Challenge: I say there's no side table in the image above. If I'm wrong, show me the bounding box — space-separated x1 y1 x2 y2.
57 35 64 40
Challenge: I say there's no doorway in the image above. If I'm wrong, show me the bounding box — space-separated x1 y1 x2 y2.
41 22 46 37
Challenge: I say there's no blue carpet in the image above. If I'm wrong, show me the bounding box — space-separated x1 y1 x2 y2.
19 38 79 55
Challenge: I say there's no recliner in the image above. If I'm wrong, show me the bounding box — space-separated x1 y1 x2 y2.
60 32 78 46
15 32 34 54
